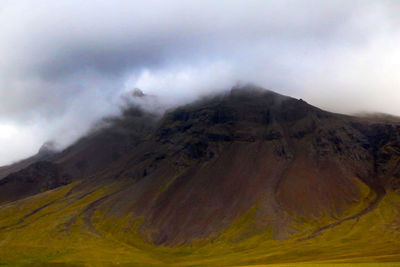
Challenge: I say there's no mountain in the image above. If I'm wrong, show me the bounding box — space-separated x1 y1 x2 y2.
0 141 56 181
0 85 399 266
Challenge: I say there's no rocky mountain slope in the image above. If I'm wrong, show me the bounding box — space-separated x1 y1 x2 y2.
0 85 399 266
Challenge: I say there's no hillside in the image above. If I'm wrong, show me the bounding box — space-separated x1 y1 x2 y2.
0 85 399 266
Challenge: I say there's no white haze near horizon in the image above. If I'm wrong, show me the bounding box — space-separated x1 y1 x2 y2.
0 0 400 165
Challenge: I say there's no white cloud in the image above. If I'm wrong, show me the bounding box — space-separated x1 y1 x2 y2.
125 62 235 107
0 122 44 164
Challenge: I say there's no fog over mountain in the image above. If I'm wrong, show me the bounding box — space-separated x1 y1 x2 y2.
1 0 400 165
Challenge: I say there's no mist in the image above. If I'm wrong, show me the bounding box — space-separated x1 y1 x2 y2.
0 0 400 165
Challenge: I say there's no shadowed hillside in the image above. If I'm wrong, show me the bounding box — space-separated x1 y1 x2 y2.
0 85 399 266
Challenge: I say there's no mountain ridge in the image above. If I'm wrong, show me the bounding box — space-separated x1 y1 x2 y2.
0 85 399 265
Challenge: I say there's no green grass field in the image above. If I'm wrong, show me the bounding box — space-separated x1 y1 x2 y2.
0 181 399 266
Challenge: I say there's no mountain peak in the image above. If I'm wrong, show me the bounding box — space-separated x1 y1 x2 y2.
132 88 145 97
38 141 57 156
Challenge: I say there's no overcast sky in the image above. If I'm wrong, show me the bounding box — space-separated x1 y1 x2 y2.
0 0 400 165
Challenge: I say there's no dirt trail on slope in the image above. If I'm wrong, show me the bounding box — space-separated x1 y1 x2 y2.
298 187 385 241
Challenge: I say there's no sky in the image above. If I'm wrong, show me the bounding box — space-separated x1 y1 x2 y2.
0 0 400 165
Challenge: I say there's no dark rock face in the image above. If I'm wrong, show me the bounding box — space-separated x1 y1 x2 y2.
2 161 60 185
153 87 329 166
0 161 70 203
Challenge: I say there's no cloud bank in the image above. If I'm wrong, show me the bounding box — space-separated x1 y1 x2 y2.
0 0 400 164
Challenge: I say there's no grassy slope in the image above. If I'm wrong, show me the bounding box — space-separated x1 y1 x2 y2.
0 180 399 266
